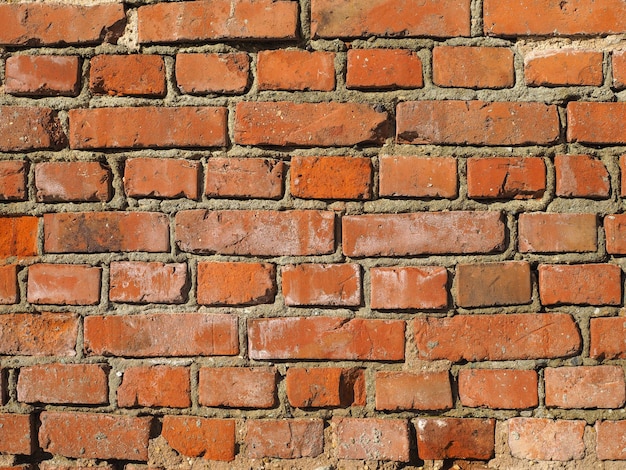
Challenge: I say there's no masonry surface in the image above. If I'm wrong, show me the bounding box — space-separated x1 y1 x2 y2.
2 0 626 469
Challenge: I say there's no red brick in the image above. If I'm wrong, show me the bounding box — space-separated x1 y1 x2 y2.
311 0 471 38
176 209 334 256
286 367 365 408
379 156 458 198
0 3 126 46
5 56 80 96
596 420 626 460
0 313 78 357
433 46 514 89
555 154 610 198
621 156 626 196
17 364 108 405
90 55 165 97
343 211 504 257
162 416 235 461
376 371 452 410
467 157 546 199
197 262 275 306
246 419 324 459
545 366 625 408
27 263 101 305
613 50 626 88
124 158 199 200
0 106 64 152
44 212 169 253
590 316 626 359
234 101 390 146
539 263 621 306
282 263 361 306
0 264 18 305
290 156 372 200
459 369 538 409
525 50 603 86
199 367 276 408
69 107 227 150
456 261 531 307
604 214 626 254
0 414 34 455
484 0 626 36
249 317 405 360
414 313 581 361
84 313 238 357
397 101 560 146
415 418 495 460
0 161 27 201
39 412 151 461
205 157 284 199
518 212 597 253
39 464 113 470
118 366 190 408
568 102 626 144
258 50 335 91
137 0 298 43
176 53 249 94
109 262 187 304
334 418 409 461
0 216 38 258
370 266 447 310
346 49 423 89
35 162 111 202
508 418 585 461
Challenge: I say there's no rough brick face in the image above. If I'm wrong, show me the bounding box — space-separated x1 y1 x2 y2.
0 414 34 455
568 102 626 144
555 154 610 198
27 264 101 305
459 369 538 409
544 366 626 408
334 418 410 461
508 418 585 461
347 49 423 89
0 264 18 305
370 266 448 310
0 313 78 357
118 366 190 408
0 160 27 201
286 368 365 408
539 263 622 305
415 418 495 460
604 214 626 254
109 261 188 304
0 216 38 258
455 261 531 307
518 212 597 253
0 107 64 152
246 419 324 459
162 416 235 461
258 50 335 91
197 262 276 305
35 162 111 202
379 156 458 198
525 50 604 86
90 55 166 97
124 158 199 200
433 46 514 89
282 263 361 306
5 55 80 96
466 157 546 199
613 50 626 88
176 53 250 94
199 367 276 408
290 156 372 200
590 316 626 360
596 420 626 460
205 157 284 199
375 371 453 410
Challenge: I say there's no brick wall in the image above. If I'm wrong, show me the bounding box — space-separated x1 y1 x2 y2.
1 0 626 468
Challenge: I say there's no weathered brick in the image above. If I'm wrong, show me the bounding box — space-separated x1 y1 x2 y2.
456 261 531 307
539 263 621 306
0 414 34 455
249 317 405 361
604 214 626 254
346 49 423 89
124 158 199 200
0 313 78 356
162 416 235 461
199 367 276 408
0 264 18 305
137 0 298 43
69 107 227 149
555 154 610 198
379 156 458 198
613 50 626 88
282 263 361 306
27 263 101 305
90 55 166 97
0 160 27 201
343 211 504 257
258 50 335 91
311 0 471 38
17 364 108 405
518 212 597 253
205 157 284 199
234 101 390 146
0 3 126 46
459 369 538 409
118 366 190 408
0 107 64 152
109 262 187 304
568 102 626 144
508 418 585 461
176 209 334 256
414 314 581 361
375 371 452 410
5 55 80 96
176 53 250 94
35 162 111 202
596 420 626 460
0 216 38 258
467 157 546 199
44 212 169 253
590 316 626 359
545 366 625 408
334 418 410 461
197 262 275 306
291 156 372 200
39 412 151 461
525 50 604 86
286 367 365 408
370 266 448 310
246 419 324 459
415 418 495 460
433 46 514 89
39 464 111 470
84 313 238 357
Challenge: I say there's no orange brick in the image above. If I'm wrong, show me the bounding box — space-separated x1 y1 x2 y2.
0 313 78 357
0 160 27 201
539 263 621 306
5 55 80 96
459 369 538 409
35 162 112 202
545 366 625 408
456 261 531 307
109 262 187 304
118 366 190 408
90 55 165 97
467 157 546 199
604 214 626 254
415 418 495 460
27 264 101 305
0 414 34 455
508 418 585 461
197 262 276 306
379 156 458 198
246 419 324 459
433 46 514 88
555 154 610 198
370 266 448 310
290 156 372 200
518 212 597 253
525 50 603 86
0 216 38 258
199 367 276 408
258 50 335 91
286 367 365 408
205 157 284 199
176 53 249 94
613 50 626 88
334 418 410 461
0 264 18 305
568 102 626 144
375 371 452 411
124 158 199 200
0 106 64 152
162 416 235 461
346 49 423 89
282 264 361 306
